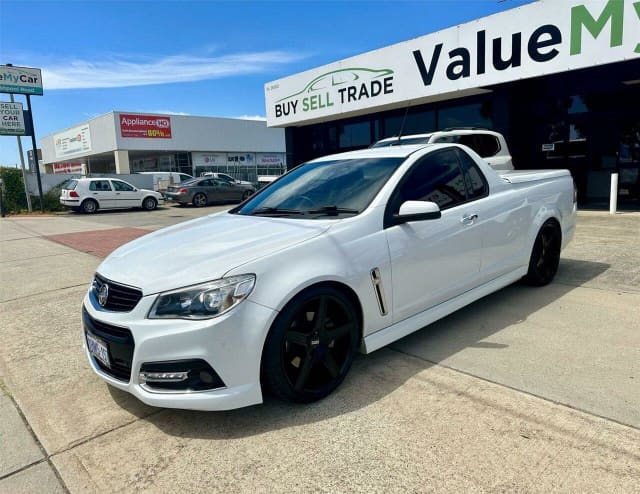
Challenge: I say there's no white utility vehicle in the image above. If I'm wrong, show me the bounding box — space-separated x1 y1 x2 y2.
60 177 164 214
82 143 575 410
136 172 193 194
372 128 514 171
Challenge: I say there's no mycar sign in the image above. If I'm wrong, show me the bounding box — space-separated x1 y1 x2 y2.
265 0 640 127
0 65 43 96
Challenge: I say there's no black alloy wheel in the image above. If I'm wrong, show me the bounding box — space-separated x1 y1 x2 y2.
82 199 98 214
142 197 157 211
242 190 253 201
262 286 360 403
193 193 207 207
525 220 561 286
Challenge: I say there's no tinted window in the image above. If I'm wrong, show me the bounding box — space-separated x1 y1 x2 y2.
63 180 78 190
111 180 134 191
89 180 112 191
394 149 467 211
179 174 192 181
455 148 489 200
199 179 214 186
217 174 234 182
475 134 500 157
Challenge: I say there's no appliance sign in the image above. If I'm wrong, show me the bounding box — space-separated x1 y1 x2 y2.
120 114 172 139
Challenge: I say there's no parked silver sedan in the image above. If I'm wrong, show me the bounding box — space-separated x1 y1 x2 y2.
165 178 255 207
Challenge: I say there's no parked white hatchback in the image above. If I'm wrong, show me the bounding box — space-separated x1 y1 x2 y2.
60 178 164 213
83 143 575 411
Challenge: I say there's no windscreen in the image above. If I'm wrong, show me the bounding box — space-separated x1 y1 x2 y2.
232 157 404 219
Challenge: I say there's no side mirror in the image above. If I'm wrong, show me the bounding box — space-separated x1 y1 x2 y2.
392 201 441 225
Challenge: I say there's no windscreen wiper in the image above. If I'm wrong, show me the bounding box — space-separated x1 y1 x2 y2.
304 205 360 216
249 207 306 216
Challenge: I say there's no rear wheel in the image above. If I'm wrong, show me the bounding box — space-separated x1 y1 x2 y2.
142 196 157 211
525 220 561 286
81 199 98 214
261 286 359 403
193 193 207 207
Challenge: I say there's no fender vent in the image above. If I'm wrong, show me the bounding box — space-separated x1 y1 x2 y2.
370 268 388 316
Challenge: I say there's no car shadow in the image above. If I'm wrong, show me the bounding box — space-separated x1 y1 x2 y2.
111 258 610 439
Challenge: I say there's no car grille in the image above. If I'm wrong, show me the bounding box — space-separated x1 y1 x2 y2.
92 273 142 312
83 307 134 382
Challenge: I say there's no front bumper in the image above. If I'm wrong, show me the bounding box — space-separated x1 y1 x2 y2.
82 287 278 411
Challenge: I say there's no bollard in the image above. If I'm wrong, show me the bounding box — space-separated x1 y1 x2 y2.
609 172 618 215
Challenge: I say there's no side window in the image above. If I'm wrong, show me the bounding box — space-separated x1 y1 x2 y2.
179 174 192 181
89 180 111 191
200 179 213 186
475 134 501 157
455 148 489 200
111 181 134 191
394 149 468 211
216 180 231 188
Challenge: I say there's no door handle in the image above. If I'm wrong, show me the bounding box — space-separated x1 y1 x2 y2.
461 214 478 225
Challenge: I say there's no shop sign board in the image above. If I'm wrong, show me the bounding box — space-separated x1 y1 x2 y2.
227 153 255 165
52 162 84 174
120 113 172 138
0 101 26 135
256 153 285 167
192 152 228 167
54 124 92 158
0 65 43 96
265 0 640 126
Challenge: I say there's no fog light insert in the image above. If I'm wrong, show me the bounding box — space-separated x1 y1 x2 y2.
139 359 225 392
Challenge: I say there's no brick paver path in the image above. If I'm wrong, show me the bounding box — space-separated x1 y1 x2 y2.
45 228 150 258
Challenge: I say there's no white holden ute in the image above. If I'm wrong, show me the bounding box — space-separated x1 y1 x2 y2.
82 143 576 410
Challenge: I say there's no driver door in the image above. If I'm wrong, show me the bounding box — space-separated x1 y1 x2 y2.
384 149 483 323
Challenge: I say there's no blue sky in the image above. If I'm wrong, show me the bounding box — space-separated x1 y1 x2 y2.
0 0 535 166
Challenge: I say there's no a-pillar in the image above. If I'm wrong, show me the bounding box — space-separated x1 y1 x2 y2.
114 150 130 174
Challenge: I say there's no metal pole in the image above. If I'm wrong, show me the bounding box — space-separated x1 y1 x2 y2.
609 172 618 215
25 94 44 211
9 94 32 212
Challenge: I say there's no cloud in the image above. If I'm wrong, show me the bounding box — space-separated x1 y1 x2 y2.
147 110 191 116
41 51 305 90
235 115 267 121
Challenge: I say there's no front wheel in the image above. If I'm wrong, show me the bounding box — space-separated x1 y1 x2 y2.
242 190 253 201
261 286 359 403
142 197 157 211
524 220 561 286
192 193 207 207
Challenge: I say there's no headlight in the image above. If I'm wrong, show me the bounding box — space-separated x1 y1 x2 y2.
148 275 255 320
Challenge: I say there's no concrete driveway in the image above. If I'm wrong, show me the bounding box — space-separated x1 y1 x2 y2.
0 207 638 492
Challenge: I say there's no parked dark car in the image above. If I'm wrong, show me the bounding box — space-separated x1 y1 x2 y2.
165 178 255 207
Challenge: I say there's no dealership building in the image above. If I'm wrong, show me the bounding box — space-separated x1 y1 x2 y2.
265 0 640 207
40 112 286 181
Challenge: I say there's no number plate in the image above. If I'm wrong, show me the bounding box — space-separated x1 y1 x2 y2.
86 332 111 368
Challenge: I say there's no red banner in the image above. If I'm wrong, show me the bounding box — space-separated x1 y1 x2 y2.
52 162 84 174
119 114 172 139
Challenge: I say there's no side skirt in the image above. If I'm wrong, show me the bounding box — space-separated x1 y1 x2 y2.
362 267 527 354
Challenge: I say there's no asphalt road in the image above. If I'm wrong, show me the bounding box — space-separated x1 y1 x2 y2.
0 207 638 493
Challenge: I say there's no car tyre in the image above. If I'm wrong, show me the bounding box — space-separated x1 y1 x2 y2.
81 199 98 214
193 193 207 207
142 196 158 211
242 190 253 201
261 286 359 403
525 220 561 286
